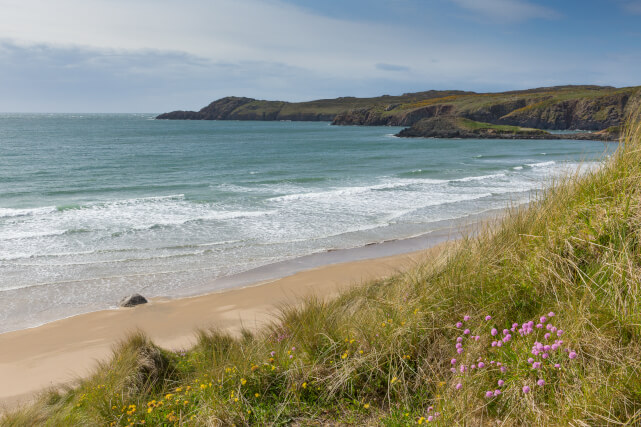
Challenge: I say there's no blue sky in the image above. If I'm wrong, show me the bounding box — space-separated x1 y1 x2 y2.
0 0 639 112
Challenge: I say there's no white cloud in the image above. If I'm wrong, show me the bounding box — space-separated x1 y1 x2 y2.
449 0 559 21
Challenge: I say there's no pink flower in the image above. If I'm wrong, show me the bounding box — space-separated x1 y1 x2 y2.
557 330 564 337
474 335 480 341
494 389 502 396
455 383 462 390
537 379 545 387
536 323 543 329
485 391 494 398
456 343 462 349
527 357 534 364
456 322 463 328
497 341 503 347
478 362 485 368
464 329 470 335
451 358 457 365
450 368 456 373
569 351 577 359
498 379 504 386
500 366 507 373
540 316 547 323
460 365 466 372
503 329 509 335
457 337 463 343
551 343 559 351
532 362 541 369
471 364 476 369
428 416 434 422
544 333 551 340
463 315 471 321
491 328 498 336
523 386 530 394
548 312 555 317
457 348 463 354
512 323 519 328
554 363 561 369
270 351 276 357
428 406 433 412
542 353 549 359
485 315 492 321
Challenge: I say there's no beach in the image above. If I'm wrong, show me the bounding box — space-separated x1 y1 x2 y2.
0 240 450 411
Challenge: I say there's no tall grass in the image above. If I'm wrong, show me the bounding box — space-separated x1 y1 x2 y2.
3 116 641 426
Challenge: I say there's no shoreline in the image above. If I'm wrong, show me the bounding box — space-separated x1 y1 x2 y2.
2 206 507 336
0 208 501 412
0 242 453 412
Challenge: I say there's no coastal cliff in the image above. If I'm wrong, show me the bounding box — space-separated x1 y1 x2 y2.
157 85 640 139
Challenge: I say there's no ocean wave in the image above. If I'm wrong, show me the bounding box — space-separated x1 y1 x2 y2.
527 161 556 168
0 206 57 218
451 173 507 183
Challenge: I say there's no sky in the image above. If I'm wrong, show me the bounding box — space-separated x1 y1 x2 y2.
0 0 640 112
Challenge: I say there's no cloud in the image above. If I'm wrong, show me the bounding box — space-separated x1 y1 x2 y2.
376 63 410 72
449 0 559 21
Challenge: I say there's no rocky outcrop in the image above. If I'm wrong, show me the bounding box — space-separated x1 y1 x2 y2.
396 116 619 141
157 97 256 120
119 294 148 308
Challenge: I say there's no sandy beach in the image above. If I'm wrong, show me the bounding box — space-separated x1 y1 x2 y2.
0 242 450 412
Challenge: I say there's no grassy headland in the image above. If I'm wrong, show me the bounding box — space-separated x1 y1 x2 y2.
4 118 641 425
157 86 641 139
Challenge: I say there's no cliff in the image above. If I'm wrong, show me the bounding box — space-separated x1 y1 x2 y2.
157 85 641 138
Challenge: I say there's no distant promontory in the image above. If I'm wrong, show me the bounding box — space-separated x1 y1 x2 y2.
157 85 641 140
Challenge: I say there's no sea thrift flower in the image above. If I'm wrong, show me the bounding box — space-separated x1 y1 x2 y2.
540 316 547 323
485 391 494 398
428 416 434 422
457 337 463 343
536 323 543 329
478 362 485 368
455 383 462 390
527 357 534 364
548 312 555 317
450 368 456 373
544 333 551 340
554 364 561 369
463 315 471 321
451 358 457 365
494 389 502 396
498 379 504 386
557 330 564 337
537 379 545 387
497 341 503 347
457 348 463 354
485 315 492 321
503 329 509 335
569 351 577 359
532 362 541 369
491 328 498 336
464 329 470 335
456 322 463 328
523 386 531 394
500 366 507 373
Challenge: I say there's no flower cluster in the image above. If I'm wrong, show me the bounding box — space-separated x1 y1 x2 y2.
450 311 577 398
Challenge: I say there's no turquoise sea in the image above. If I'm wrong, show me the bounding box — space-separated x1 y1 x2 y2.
0 114 615 332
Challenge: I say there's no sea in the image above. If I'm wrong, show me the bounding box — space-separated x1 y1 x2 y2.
0 114 616 333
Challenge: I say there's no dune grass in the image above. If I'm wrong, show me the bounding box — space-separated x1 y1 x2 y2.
3 117 641 426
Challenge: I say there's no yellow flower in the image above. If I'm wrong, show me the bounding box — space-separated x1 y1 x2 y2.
341 352 348 359
234 397 239 402
200 384 207 389
391 377 398 384
255 393 260 397
147 408 153 413
241 378 247 385
349 339 355 344
175 387 182 392
364 403 370 409
165 393 173 400
418 416 425 424
413 308 419 315
438 381 446 388
359 350 364 354
302 382 307 389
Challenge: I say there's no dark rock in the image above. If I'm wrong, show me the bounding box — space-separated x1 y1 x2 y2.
119 294 148 308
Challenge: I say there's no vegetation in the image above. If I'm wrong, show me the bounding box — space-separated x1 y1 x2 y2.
457 118 545 134
4 116 641 425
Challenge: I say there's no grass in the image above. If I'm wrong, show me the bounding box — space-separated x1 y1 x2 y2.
3 116 641 425
456 118 546 134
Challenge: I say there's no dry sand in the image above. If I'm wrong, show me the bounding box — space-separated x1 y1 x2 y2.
0 243 449 412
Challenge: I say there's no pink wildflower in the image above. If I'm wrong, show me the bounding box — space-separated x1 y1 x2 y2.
548 312 555 317
494 389 502 396
478 362 485 368
569 351 577 359
457 348 463 354
554 363 561 369
463 315 471 321
451 358 457 365
457 337 463 343
485 391 494 398
464 329 470 335
498 379 504 386
491 328 498 336
428 416 434 422
500 366 507 373
537 379 545 387
540 316 547 323
485 315 492 321
557 330 564 337
456 322 463 328
455 383 462 390
523 386 530 394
